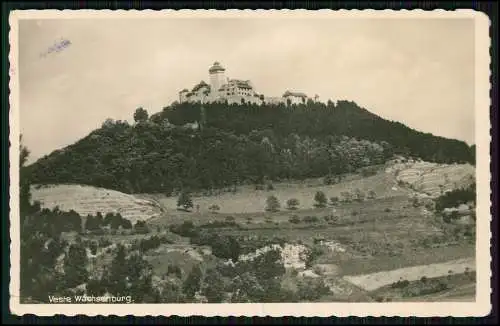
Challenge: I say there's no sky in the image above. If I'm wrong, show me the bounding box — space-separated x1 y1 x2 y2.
18 16 475 164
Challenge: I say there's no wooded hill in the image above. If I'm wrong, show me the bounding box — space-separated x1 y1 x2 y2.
27 100 475 194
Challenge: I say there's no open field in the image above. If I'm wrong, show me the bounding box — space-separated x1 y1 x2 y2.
141 170 411 215
139 161 475 216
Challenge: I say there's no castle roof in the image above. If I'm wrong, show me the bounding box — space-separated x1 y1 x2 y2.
227 79 253 89
283 90 308 98
209 61 226 73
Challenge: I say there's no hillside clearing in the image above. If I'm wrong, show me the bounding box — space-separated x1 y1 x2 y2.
31 184 162 224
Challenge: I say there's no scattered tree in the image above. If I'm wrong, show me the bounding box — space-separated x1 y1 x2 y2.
63 242 89 288
201 268 225 303
265 195 281 212
183 265 203 299
177 191 194 211
314 191 327 208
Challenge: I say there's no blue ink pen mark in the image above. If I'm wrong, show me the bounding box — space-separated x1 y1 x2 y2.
40 38 72 58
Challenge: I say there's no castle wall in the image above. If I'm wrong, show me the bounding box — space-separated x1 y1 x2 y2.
222 95 263 105
264 97 285 105
284 95 307 105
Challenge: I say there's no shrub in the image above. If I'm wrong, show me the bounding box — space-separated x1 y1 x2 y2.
134 220 150 234
266 183 275 191
289 215 301 224
314 191 327 208
286 198 300 210
391 279 410 288
340 191 352 203
208 204 220 214
167 265 182 279
329 196 339 206
225 216 235 223
265 195 280 212
384 208 392 213
199 220 237 229
303 216 319 223
211 235 241 261
367 190 376 199
360 166 377 177
323 175 336 185
169 221 197 237
354 188 365 202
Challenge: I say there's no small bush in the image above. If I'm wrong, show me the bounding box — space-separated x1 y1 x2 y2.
323 175 336 185
329 196 339 206
303 216 319 223
360 166 378 177
289 215 301 224
286 198 300 210
384 208 392 213
266 183 275 191
209 204 220 214
169 221 197 237
167 265 183 279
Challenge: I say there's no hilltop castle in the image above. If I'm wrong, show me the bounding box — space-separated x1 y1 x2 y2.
179 62 319 106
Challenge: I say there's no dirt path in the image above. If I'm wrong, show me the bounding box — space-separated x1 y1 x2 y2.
343 257 475 291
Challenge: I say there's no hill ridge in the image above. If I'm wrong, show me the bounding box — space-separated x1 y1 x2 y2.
27 100 474 195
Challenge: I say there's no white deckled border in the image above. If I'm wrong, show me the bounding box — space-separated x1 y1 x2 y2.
8 9 492 317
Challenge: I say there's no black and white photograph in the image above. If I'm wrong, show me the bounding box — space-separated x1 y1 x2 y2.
9 9 491 317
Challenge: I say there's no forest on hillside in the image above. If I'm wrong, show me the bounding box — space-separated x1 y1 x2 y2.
27 100 474 194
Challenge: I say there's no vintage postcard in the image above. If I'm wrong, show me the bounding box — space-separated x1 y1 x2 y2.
9 9 491 317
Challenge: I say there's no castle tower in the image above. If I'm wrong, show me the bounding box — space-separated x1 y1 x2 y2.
209 61 226 99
